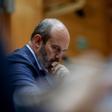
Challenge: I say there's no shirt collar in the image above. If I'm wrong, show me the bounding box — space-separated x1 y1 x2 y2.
26 44 42 70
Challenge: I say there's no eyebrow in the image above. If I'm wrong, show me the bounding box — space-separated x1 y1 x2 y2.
52 44 68 52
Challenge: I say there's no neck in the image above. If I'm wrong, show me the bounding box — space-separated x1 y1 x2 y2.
28 41 45 66
28 41 38 55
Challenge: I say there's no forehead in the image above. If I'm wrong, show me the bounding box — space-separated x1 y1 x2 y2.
47 26 70 48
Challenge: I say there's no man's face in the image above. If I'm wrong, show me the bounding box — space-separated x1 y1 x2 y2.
39 27 70 71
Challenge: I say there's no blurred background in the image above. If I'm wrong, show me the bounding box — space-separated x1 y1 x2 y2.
0 0 112 57
0 0 112 112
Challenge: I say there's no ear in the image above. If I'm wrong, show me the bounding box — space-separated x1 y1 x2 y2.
32 34 43 48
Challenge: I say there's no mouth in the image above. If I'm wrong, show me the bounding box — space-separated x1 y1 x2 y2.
46 59 60 72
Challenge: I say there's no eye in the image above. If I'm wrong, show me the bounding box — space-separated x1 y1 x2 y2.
51 45 61 53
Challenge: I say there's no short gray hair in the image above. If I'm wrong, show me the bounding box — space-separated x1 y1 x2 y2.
31 18 64 44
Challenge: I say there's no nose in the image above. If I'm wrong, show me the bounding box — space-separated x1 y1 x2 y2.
55 52 64 61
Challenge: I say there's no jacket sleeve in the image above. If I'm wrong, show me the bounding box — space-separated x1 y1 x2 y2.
8 62 48 112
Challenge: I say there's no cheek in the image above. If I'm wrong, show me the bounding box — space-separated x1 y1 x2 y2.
45 46 55 59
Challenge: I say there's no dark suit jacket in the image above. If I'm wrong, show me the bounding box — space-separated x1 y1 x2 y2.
7 45 56 112
0 43 13 112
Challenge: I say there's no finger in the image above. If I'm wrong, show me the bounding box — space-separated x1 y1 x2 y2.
51 64 62 74
51 62 59 67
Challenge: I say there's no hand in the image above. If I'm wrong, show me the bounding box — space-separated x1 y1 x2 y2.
51 62 70 79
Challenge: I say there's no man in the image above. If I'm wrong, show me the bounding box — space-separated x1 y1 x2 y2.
7 18 70 112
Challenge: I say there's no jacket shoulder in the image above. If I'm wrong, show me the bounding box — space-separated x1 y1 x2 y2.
7 48 31 65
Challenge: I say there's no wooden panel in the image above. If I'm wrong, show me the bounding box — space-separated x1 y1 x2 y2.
105 0 112 54
0 13 11 52
10 0 43 50
55 0 108 57
9 0 111 56
44 0 71 9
